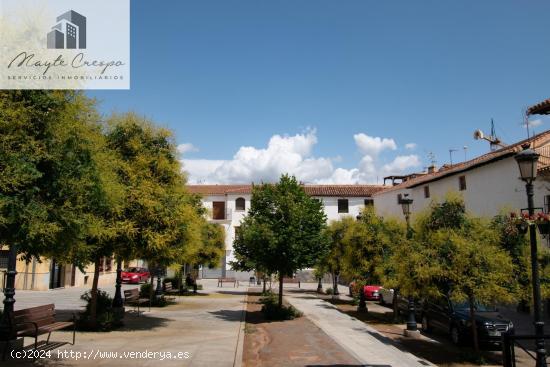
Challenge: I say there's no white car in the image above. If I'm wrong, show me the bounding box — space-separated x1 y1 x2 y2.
379 287 394 306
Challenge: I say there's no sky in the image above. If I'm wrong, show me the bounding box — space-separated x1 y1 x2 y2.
90 0 550 184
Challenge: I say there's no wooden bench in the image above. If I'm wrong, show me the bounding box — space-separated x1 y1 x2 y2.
2 304 75 360
124 288 150 315
283 277 301 288
217 277 239 287
163 282 178 300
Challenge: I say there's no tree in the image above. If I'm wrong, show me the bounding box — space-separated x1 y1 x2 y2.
233 175 327 307
341 208 393 284
0 91 121 330
319 217 355 295
416 194 515 353
105 114 203 291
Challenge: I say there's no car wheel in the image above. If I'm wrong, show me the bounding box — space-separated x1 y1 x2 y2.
421 315 431 332
450 325 462 345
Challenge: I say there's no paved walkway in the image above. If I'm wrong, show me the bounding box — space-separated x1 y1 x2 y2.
4 280 247 367
284 289 436 367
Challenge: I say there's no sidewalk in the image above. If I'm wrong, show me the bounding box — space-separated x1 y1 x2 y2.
284 289 436 367
5 279 247 367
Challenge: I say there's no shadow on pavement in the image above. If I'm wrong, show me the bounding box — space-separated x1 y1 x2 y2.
209 309 244 322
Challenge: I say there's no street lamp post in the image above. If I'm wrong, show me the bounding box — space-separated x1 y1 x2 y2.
155 267 164 299
401 194 419 337
0 244 17 342
112 257 124 320
515 145 547 367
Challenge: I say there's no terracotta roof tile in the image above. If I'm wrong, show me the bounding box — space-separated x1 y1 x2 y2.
187 184 385 197
527 98 550 115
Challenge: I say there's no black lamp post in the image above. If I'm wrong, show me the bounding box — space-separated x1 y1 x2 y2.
515 145 547 367
401 194 418 333
155 267 164 299
0 244 18 342
112 258 124 315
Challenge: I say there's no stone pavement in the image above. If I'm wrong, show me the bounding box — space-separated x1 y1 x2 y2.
4 279 247 367
284 289 437 367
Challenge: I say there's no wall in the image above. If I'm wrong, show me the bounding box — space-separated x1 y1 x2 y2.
374 156 550 221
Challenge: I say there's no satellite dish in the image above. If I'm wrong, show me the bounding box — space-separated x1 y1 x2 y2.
473 129 484 140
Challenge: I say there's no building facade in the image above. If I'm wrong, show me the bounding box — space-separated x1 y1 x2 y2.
187 184 384 280
374 130 550 222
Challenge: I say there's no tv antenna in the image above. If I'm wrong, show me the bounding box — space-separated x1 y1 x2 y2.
449 149 458 166
473 119 506 151
463 146 468 161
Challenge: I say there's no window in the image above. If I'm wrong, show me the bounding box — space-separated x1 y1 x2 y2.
459 176 467 191
212 201 226 220
397 193 403 204
364 198 374 207
235 197 246 211
424 186 430 198
545 195 550 213
338 199 349 213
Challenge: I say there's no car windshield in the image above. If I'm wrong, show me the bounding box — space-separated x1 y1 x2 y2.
124 268 138 273
452 301 496 312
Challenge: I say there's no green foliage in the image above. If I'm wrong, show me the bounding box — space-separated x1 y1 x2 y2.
414 195 515 352
318 217 354 280
183 222 225 268
78 290 121 331
233 175 327 306
259 291 302 320
105 113 203 267
341 207 400 284
325 287 334 295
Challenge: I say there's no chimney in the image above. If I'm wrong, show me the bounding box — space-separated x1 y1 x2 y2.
427 165 437 174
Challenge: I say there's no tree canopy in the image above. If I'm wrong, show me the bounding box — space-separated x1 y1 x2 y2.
233 175 327 306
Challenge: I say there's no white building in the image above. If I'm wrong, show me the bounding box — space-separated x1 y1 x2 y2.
187 184 384 280
374 130 550 221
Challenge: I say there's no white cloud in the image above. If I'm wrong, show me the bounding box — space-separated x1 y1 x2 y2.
381 155 421 173
177 143 198 154
405 143 417 150
524 119 543 128
354 133 397 157
182 130 421 184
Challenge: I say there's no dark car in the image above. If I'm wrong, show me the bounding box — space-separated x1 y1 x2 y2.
420 296 513 346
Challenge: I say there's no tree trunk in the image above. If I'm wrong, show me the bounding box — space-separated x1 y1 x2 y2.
278 273 283 308
89 257 101 328
469 295 479 354
262 277 266 293
392 289 400 322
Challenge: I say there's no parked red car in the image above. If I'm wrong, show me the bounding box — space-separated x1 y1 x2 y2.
349 282 382 300
121 267 150 284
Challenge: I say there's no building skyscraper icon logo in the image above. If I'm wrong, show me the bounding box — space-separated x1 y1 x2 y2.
47 10 86 49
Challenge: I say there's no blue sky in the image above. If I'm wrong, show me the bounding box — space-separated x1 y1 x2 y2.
90 0 550 184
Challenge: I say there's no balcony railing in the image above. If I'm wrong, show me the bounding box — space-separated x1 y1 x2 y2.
210 208 233 221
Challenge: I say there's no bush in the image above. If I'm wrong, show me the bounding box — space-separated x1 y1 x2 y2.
259 292 302 320
325 287 334 295
77 290 121 331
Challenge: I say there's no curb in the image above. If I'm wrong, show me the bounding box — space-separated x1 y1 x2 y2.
233 287 247 367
